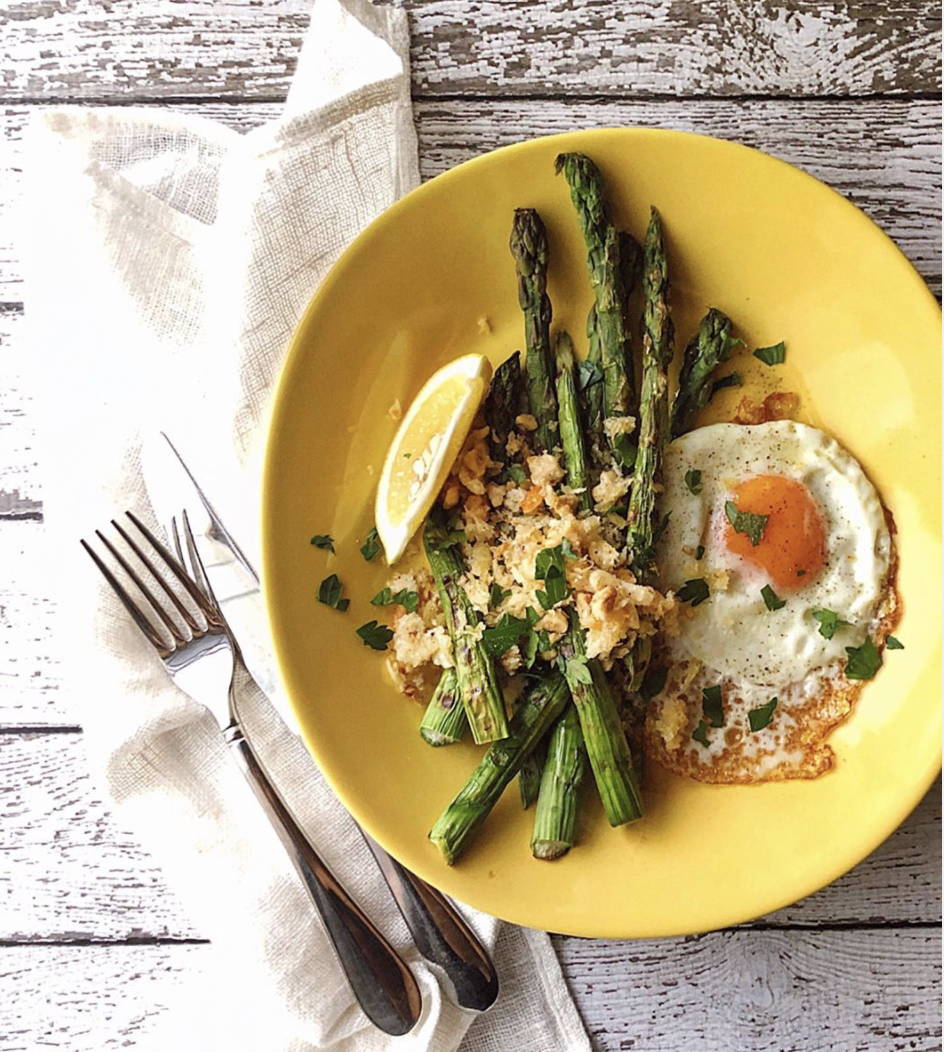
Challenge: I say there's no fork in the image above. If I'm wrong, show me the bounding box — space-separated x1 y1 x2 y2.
81 510 422 1036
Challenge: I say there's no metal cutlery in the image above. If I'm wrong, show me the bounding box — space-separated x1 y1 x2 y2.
82 510 423 1036
161 432 500 1013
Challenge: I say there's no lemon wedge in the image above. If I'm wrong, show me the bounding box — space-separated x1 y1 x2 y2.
376 354 492 564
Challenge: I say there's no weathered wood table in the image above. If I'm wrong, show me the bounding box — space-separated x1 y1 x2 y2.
1 3 940 1048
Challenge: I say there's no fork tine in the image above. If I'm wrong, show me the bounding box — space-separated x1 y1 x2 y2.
80 539 172 655
170 516 186 570
110 517 201 635
123 510 218 624
180 509 219 609
95 529 189 645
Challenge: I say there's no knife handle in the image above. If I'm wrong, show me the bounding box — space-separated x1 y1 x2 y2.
224 722 422 1036
362 831 499 1012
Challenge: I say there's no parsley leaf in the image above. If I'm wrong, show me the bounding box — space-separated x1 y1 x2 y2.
310 534 335 552
506 463 528 485
761 584 786 611
702 685 724 728
318 574 349 611
482 613 535 657
684 468 703 495
489 582 511 607
753 341 787 366
640 665 668 701
811 608 850 640
425 520 466 552
748 697 778 732
370 587 419 614
710 372 742 396
886 635 904 650
535 544 571 610
844 638 882 681
692 719 711 747
565 656 593 686
360 527 382 561
356 620 394 650
725 500 768 546
677 578 710 607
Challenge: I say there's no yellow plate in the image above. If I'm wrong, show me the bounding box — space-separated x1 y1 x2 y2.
262 129 941 938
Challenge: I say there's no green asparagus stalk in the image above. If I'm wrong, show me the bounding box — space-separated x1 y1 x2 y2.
429 672 571 864
627 207 675 577
560 610 643 825
531 707 585 860
554 331 592 513
518 745 544 808
670 308 738 438
424 518 509 744
484 350 523 463
509 209 559 451
555 153 635 468
419 668 467 746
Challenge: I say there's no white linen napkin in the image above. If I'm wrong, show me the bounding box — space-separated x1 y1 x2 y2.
20 1 591 1049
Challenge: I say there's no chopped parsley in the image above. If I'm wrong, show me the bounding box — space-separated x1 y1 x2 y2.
725 500 768 546
748 697 778 732
640 665 668 701
692 719 711 748
317 574 349 611
370 586 419 614
844 637 882 681
695 545 706 560
425 521 466 552
710 372 742 396
524 628 551 668
489 582 511 607
506 463 528 485
702 684 724 728
753 341 787 366
565 656 593 686
684 469 703 495
356 620 394 651
359 527 382 561
761 584 786 611
309 534 335 552
811 608 850 640
482 611 539 657
677 577 710 607
535 544 571 610
886 635 904 650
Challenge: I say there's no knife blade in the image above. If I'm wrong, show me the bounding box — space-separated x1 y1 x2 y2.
160 432 499 1013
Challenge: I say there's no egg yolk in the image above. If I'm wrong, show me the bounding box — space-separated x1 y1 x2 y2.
724 474 826 592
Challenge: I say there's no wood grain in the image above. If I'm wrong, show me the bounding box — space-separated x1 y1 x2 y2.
1 0 939 102
0 728 938 940
0 932 939 1051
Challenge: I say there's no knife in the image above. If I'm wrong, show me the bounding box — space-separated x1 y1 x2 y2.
161 432 499 1013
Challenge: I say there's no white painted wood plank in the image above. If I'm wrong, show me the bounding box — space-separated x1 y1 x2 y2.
0 728 937 940
2 0 939 101
555 928 943 1051
0 931 938 1051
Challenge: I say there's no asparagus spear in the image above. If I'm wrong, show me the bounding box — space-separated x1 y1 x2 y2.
531 706 585 860
555 153 635 468
424 517 509 744
419 668 467 746
559 610 643 825
429 672 571 864
670 308 738 438
509 209 559 451
554 331 593 513
518 745 544 809
484 350 523 463
627 207 675 577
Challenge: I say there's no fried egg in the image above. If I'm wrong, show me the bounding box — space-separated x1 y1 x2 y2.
648 420 899 782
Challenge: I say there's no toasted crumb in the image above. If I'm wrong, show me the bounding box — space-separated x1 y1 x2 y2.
764 391 800 419
387 398 403 421
733 397 766 425
592 468 631 512
515 414 538 432
527 453 565 488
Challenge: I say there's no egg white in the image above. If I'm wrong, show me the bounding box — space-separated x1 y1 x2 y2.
657 420 891 689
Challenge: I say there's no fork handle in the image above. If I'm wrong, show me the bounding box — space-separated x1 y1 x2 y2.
223 724 422 1036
